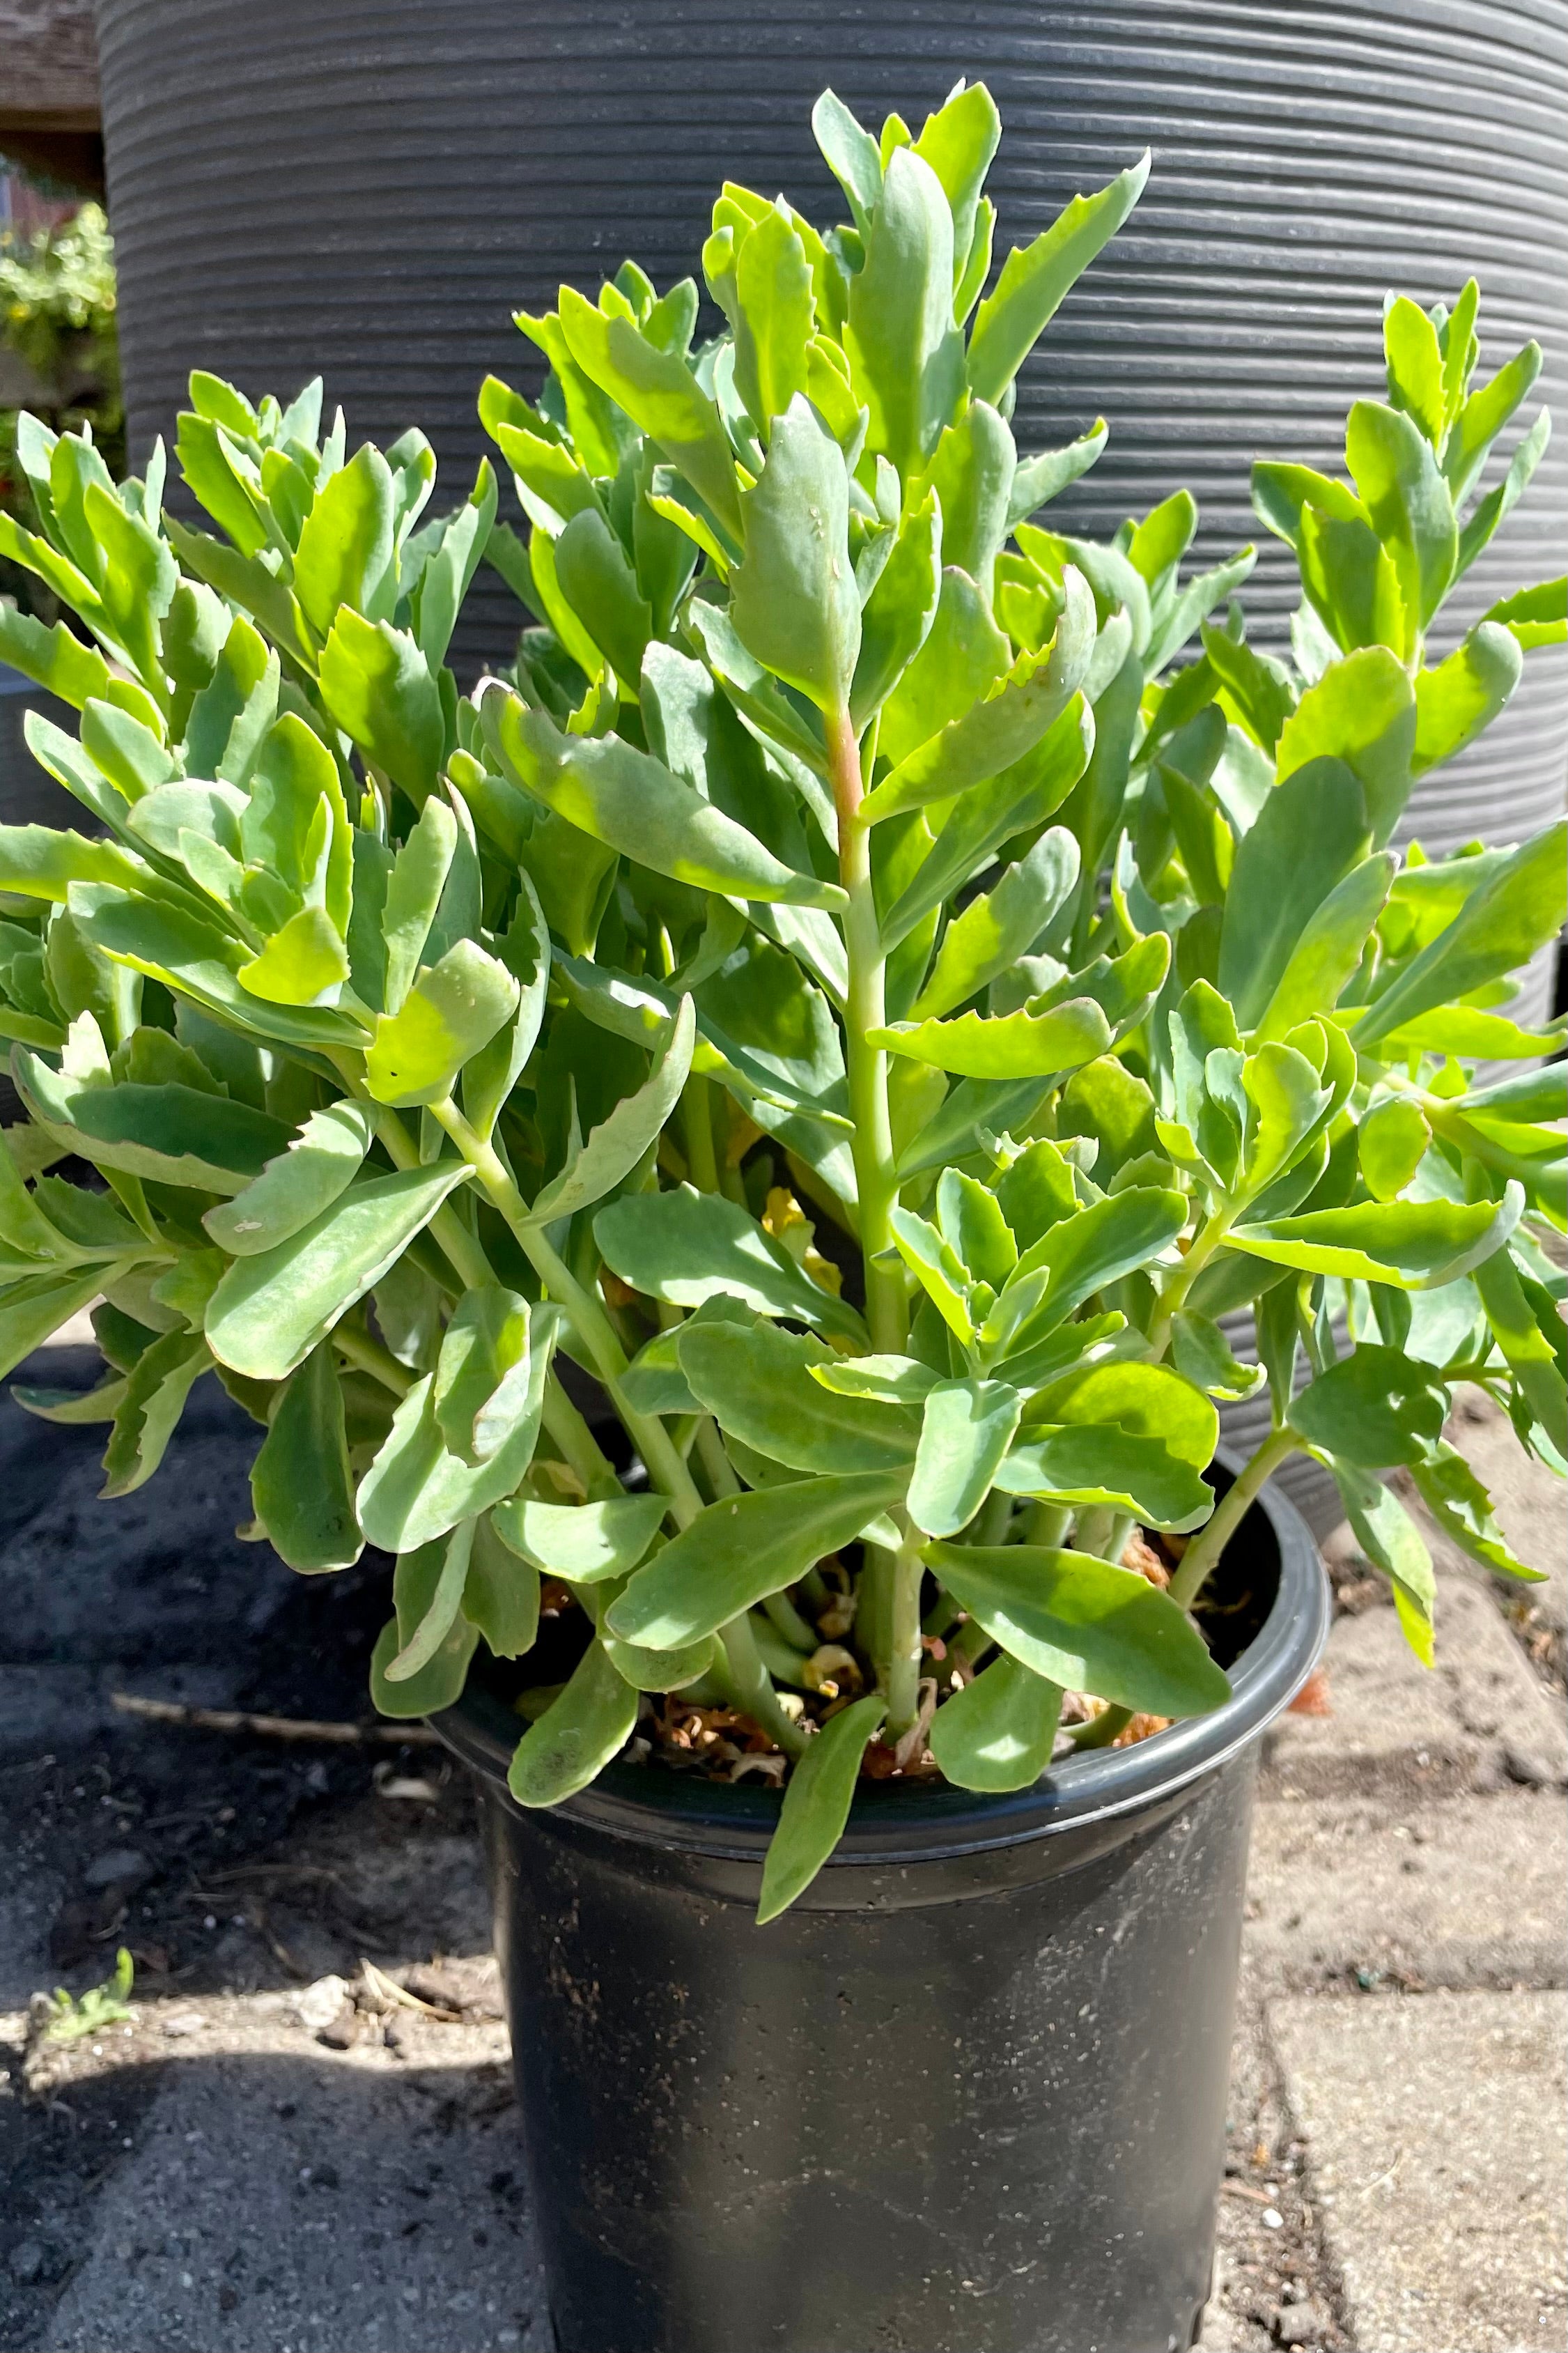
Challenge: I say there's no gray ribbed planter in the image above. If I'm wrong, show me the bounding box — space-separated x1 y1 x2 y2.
96 0 1567 913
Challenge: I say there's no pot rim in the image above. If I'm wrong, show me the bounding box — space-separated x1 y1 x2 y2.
431 1454 1328 1867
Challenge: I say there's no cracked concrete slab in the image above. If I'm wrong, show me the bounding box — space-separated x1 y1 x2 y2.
1264 1578 1567 1800
13 1997 550 2353
1273 1990 1567 2353
1245 1788 1567 1993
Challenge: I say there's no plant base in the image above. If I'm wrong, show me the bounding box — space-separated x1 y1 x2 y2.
435 1472 1326 2353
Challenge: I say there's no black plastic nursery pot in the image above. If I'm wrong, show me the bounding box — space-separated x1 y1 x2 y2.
433 1472 1328 2353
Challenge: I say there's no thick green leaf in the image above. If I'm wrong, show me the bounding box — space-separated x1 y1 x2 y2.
878 694 1094 952
605 1472 904 1649
19 1054 292 1194
369 1605 477 1720
1227 1191 1519 1290
382 1520 477 1684
1482 576 1565 653
1383 294 1445 445
408 459 497 668
100 1328 211 1498
0 1265 116 1382
461 1511 541 1658
1024 1359 1218 1470
0 601 116 711
1170 1310 1267 1403
1409 1442 1545 1584
1254 854 1396 1041
1445 338 1543 506
993 1425 1214 1532
365 939 520 1107
559 287 743 541
292 442 394 635
507 1637 640 1807
756 1692 886 1923
238 906 350 1009
553 507 652 688
730 396 860 716
915 399 1014 594
935 1167 1016 1288
380 793 457 1013
879 564 1012 771
1007 422 1110 529
491 1492 669 1582
1345 399 1457 628
984 1188 1187 1354
483 690 845 911
809 1352 942 1405
966 154 1149 408
603 1628 718 1694
250 1342 363 1570
1273 648 1415 849
862 576 1094 823
0 822 146 906
203 1101 374 1256
907 1377 1022 1537
870 996 1111 1080
910 828 1078 1021
1355 821 1567 1047
927 1541 1229 1716
845 148 963 479
850 488 942 727
812 90 883 233
1218 759 1372 1029
890 1205 975 1343
1412 622 1523 776
726 203 814 433
432 1284 532 1465
595 1186 865 1339
318 611 444 804
1358 1097 1431 1202
524 995 694 1228
680 1317 921 1476
1472 1237 1568 1456
205 1162 469 1380
928 1654 1062 1791
357 1303 555 1554
1289 1344 1447 1466
1331 1460 1435 1663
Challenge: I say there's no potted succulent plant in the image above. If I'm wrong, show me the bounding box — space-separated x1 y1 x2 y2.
1 82 1563 2353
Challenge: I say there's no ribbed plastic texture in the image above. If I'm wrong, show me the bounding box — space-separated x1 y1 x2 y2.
97 0 1567 853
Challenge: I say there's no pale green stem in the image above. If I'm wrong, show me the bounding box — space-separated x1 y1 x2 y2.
761 1589 818 1653
1025 1499 1072 1548
427 1095 707 1529
1168 1425 1301 1610
327 1054 494 1295
1073 1505 1118 1560
1144 1202 1236 1363
827 707 903 1355
885 1519 927 1736
682 1072 720 1194
1070 1704 1131 1751
718 1614 808 1756
334 1318 412 1396
951 1617 993 1669
973 1489 1013 1547
694 1415 740 1497
541 1376 623 1502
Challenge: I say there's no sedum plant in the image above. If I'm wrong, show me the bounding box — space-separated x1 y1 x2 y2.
0 86 1562 1919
